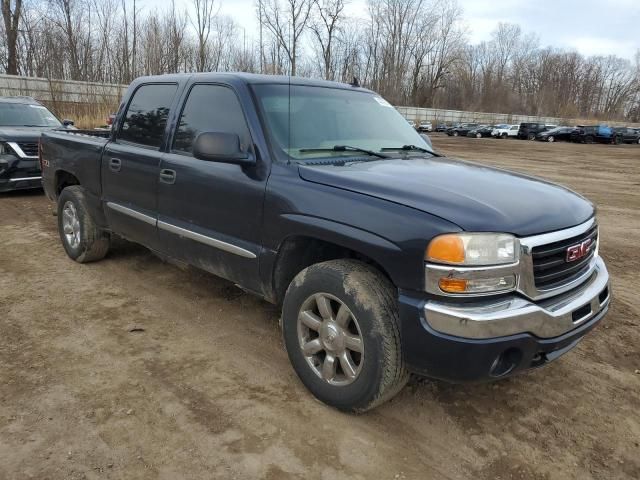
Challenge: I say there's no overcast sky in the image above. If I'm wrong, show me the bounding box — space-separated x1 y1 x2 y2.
150 0 640 60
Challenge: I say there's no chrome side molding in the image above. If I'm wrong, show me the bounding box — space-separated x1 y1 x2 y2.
157 221 256 259
106 201 156 226
105 201 256 259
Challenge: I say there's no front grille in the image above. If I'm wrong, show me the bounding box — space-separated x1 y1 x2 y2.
532 224 598 289
17 142 39 157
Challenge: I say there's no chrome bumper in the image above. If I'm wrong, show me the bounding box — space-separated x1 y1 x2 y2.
424 256 610 339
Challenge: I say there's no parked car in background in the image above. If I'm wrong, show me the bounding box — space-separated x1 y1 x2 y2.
0 96 75 193
491 124 519 139
614 127 640 144
467 125 494 138
447 123 479 137
418 121 433 132
406 119 416 129
518 123 556 140
570 125 621 144
536 126 576 143
39 72 611 412
435 123 448 132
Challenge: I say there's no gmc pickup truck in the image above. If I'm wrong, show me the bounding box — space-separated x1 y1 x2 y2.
40 73 611 412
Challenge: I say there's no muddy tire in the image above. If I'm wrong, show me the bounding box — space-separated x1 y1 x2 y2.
57 186 110 263
282 259 408 413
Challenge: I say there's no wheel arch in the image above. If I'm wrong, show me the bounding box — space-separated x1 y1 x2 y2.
270 226 400 305
54 169 80 197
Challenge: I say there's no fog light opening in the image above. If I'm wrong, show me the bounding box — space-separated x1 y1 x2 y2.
489 348 522 378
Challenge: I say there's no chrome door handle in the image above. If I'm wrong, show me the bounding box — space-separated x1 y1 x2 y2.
159 169 176 184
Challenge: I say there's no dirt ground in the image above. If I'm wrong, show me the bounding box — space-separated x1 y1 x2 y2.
1 136 639 480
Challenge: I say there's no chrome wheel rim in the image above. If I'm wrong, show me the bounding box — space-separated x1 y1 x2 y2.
297 293 364 386
62 201 81 249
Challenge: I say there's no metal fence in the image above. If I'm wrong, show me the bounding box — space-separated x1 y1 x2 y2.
1 74 637 128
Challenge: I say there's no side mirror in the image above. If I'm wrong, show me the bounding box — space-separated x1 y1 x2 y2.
193 132 254 166
62 119 75 127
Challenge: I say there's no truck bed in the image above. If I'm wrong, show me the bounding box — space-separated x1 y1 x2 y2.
41 129 110 201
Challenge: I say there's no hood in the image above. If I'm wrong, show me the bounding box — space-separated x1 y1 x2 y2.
0 126 59 142
298 157 594 237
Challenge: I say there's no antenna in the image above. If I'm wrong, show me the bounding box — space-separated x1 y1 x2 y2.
350 77 360 88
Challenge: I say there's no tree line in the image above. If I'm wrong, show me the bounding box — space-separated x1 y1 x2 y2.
2 0 639 122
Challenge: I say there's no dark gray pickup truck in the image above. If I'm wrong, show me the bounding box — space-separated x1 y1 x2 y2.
40 73 611 412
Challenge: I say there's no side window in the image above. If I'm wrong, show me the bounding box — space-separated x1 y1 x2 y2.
118 84 178 148
173 84 251 155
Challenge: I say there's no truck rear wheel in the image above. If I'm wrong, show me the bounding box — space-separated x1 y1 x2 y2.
282 259 408 413
57 186 110 263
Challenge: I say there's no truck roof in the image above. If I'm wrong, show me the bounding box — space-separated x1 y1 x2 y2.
130 72 374 93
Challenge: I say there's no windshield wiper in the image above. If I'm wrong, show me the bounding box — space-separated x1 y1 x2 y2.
298 145 388 159
381 144 434 154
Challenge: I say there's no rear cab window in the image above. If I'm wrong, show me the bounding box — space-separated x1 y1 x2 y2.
117 83 178 149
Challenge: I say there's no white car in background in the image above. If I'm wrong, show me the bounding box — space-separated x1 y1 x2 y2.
418 121 433 132
492 124 519 138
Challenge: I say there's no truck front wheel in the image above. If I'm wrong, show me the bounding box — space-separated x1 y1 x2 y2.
57 186 110 263
282 259 408 412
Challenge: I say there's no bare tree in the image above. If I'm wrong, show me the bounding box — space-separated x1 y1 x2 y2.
257 0 312 76
190 0 217 72
309 0 345 80
2 0 22 74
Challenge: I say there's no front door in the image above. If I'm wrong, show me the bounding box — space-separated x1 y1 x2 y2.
157 83 267 292
102 83 179 250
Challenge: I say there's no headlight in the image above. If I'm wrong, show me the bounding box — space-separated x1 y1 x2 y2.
426 233 518 266
425 233 519 295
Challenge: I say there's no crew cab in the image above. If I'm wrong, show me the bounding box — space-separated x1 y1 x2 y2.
40 73 611 412
491 124 519 139
0 96 74 192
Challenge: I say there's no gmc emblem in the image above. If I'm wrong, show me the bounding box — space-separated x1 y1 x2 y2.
566 239 593 262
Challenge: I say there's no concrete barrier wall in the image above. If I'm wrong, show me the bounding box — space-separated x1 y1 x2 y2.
0 74 127 105
396 106 639 128
1 74 637 128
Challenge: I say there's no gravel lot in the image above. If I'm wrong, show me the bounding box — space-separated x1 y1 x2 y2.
1 135 639 480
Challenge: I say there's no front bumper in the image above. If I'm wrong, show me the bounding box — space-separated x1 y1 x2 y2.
398 257 610 382
0 155 42 192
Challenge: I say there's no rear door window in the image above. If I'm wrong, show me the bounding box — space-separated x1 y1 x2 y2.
118 84 178 148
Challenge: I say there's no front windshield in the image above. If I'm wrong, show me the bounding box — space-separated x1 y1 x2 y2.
253 84 433 161
0 103 62 127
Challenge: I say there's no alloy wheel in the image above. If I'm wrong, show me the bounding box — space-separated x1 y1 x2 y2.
62 201 81 249
297 293 364 386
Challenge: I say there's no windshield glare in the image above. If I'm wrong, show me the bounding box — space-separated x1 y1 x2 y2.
0 103 61 127
254 84 433 161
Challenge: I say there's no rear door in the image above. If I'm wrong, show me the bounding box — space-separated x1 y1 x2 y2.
156 83 267 291
102 83 179 250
